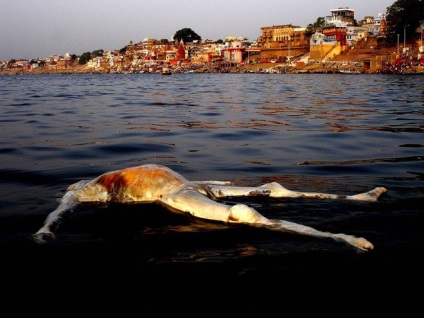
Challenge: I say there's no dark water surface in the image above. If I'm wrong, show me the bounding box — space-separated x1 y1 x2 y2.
1 73 423 314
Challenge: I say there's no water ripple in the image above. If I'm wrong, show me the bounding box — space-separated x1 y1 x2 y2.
0 73 423 262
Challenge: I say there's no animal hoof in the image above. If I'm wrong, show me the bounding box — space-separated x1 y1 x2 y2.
33 232 55 245
356 237 374 252
333 234 374 252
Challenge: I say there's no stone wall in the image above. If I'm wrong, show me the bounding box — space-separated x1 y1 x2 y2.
309 43 342 61
260 46 309 59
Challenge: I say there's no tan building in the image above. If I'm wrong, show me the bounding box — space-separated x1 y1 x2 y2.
259 24 309 60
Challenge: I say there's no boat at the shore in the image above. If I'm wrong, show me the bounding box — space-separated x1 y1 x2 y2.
339 69 361 74
161 67 172 75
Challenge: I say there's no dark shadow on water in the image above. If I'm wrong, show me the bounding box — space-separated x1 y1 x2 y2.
1 202 423 315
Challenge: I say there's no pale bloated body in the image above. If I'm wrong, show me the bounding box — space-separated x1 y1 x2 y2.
35 164 387 252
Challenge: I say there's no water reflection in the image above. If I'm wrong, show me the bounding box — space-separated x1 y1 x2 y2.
0 73 423 261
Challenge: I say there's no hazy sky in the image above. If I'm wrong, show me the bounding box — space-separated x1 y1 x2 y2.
1 0 394 60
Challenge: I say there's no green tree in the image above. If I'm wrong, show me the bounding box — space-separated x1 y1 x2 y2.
173 28 201 43
78 52 91 65
7 59 16 67
305 17 326 37
92 49 104 57
386 0 424 45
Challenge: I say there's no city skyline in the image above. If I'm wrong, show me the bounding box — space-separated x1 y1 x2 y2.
1 0 394 60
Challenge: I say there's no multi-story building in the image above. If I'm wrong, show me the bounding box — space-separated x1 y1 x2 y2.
309 7 354 61
321 7 355 48
325 7 355 25
258 24 309 60
221 37 246 63
346 26 369 47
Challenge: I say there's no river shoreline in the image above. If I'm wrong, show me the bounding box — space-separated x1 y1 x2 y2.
2 60 423 75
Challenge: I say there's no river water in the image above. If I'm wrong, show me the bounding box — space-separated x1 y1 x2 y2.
1 73 423 314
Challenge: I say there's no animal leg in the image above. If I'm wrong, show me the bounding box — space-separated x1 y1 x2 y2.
161 190 373 252
345 186 388 201
33 190 78 244
268 219 373 253
194 181 231 186
262 182 387 201
205 182 387 202
229 205 374 252
204 185 272 199
160 189 235 222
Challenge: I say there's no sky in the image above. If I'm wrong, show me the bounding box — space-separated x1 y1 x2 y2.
0 0 395 60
